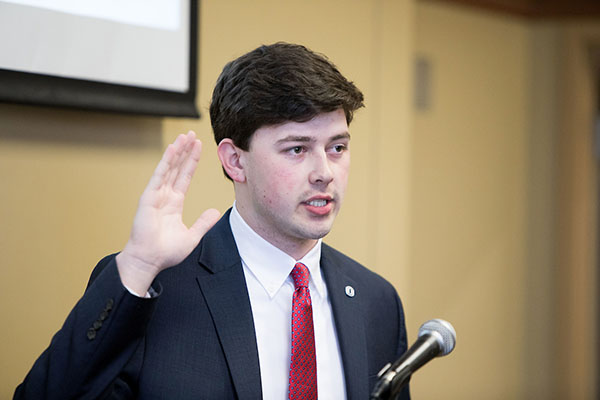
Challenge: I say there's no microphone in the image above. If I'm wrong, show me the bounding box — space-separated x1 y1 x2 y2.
370 319 456 400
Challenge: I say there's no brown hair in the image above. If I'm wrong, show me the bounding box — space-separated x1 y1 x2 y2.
210 42 364 156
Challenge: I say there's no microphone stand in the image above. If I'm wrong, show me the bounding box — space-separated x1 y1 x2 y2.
370 334 441 399
370 365 411 400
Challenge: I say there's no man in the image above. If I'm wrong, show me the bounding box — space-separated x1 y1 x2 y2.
15 43 409 400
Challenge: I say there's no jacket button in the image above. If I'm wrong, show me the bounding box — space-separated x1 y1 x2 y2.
87 328 96 340
105 298 114 311
345 285 355 298
99 310 109 321
93 320 102 330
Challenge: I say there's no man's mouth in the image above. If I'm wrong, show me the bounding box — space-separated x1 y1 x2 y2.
303 197 334 216
307 199 328 207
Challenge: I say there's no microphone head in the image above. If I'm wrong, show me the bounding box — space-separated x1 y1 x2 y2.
418 319 456 356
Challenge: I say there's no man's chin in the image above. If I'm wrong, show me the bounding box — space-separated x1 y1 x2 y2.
301 226 334 240
290 215 337 240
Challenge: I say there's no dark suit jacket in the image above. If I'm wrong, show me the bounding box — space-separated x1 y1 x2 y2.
15 209 409 399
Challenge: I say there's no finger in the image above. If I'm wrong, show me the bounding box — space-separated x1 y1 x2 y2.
189 208 221 241
167 132 192 170
145 142 177 192
163 134 189 186
146 132 190 190
165 132 196 188
173 139 202 194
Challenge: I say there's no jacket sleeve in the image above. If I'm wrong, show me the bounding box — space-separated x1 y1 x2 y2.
14 255 160 400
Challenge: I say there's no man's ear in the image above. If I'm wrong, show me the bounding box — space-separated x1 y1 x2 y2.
217 139 246 183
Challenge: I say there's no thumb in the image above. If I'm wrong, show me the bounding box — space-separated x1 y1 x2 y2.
190 208 221 240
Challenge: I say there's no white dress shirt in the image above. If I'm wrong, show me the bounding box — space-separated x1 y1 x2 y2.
230 204 347 400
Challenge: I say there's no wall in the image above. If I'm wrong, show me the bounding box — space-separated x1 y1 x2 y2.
555 21 600 399
413 2 598 399
413 2 555 398
0 0 414 398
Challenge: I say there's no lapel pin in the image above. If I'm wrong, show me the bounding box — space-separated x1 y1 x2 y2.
345 285 355 298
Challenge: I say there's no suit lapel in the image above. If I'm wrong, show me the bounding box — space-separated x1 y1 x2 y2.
321 246 369 400
194 210 262 399
192 211 370 399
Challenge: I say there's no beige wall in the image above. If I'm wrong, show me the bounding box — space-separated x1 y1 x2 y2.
2 0 598 399
413 2 598 399
555 21 600 400
413 4 530 397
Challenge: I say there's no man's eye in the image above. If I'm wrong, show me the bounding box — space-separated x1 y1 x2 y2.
333 144 346 153
290 146 303 154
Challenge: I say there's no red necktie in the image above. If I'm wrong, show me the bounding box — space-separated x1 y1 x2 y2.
289 262 317 400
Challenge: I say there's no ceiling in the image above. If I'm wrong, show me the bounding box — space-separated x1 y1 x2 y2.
423 0 600 18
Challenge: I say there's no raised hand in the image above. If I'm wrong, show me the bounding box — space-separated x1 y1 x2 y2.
116 131 221 296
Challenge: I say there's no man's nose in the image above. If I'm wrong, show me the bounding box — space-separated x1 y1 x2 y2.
308 152 334 185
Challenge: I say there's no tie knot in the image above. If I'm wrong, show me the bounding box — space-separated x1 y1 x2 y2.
291 262 310 289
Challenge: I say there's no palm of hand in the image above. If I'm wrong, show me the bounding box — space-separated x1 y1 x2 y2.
117 131 220 294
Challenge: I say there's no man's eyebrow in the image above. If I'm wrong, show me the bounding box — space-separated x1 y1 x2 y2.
331 132 351 141
275 132 351 145
276 135 315 144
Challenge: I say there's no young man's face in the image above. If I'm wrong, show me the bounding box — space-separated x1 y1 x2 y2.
236 108 351 257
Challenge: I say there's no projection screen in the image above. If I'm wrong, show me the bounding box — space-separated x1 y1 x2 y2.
0 0 199 117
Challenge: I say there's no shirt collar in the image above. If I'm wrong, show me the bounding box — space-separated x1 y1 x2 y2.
229 203 325 299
